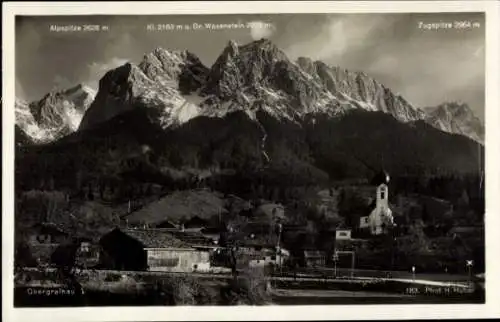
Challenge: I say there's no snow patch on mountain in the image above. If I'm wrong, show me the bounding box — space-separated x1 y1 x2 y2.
15 84 95 144
75 39 483 146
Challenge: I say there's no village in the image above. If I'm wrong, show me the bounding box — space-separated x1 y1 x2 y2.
16 170 483 285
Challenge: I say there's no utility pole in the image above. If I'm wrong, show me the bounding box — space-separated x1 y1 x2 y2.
351 251 355 279
276 223 283 276
466 260 474 285
333 250 338 278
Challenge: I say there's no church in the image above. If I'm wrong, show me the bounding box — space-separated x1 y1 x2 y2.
359 170 395 235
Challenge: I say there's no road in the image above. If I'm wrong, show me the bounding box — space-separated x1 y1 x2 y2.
18 267 472 289
287 267 474 282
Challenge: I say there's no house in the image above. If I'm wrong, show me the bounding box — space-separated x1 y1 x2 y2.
147 247 212 273
98 228 213 272
248 247 289 268
27 222 69 246
224 244 289 269
26 223 70 265
335 229 352 241
303 250 327 268
75 238 101 268
365 170 394 235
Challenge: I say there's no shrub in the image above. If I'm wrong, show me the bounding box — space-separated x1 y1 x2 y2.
152 275 217 306
221 268 271 305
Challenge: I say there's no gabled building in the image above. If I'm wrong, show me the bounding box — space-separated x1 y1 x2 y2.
98 228 213 272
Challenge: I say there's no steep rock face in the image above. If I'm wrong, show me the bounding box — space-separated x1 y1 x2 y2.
425 102 484 144
196 39 348 123
138 48 209 94
296 57 426 123
15 98 40 145
76 39 482 146
15 84 95 144
79 49 210 131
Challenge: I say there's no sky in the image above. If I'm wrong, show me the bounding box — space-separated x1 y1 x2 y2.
15 12 485 120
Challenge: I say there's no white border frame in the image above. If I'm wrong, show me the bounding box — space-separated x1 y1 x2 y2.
3 1 500 321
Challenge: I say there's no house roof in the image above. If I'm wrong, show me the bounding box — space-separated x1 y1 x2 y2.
304 250 326 258
168 230 215 246
121 229 189 248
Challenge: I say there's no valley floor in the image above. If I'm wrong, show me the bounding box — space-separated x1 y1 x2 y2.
14 267 484 307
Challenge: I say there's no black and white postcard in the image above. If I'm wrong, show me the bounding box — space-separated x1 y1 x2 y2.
3 1 500 321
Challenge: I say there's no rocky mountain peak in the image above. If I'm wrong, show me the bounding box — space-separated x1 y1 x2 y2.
295 58 426 122
435 101 474 117
29 84 95 128
15 83 95 144
138 47 207 83
80 46 210 131
225 40 239 56
296 57 315 74
202 38 325 114
425 101 484 144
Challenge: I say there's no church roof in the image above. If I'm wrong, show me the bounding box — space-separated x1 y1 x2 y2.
371 170 390 186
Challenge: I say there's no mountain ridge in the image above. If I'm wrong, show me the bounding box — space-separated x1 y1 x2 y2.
15 39 484 149
74 38 483 144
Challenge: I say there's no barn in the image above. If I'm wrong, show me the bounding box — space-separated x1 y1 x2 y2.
98 228 213 272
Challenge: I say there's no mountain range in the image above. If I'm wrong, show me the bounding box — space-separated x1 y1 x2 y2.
15 39 484 196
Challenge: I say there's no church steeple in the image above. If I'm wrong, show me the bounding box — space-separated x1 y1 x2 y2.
366 169 393 235
371 169 390 186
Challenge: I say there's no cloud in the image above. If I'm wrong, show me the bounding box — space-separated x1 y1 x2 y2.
86 57 129 90
364 34 484 118
248 20 276 40
52 75 73 92
281 14 484 119
284 15 396 62
15 79 27 100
